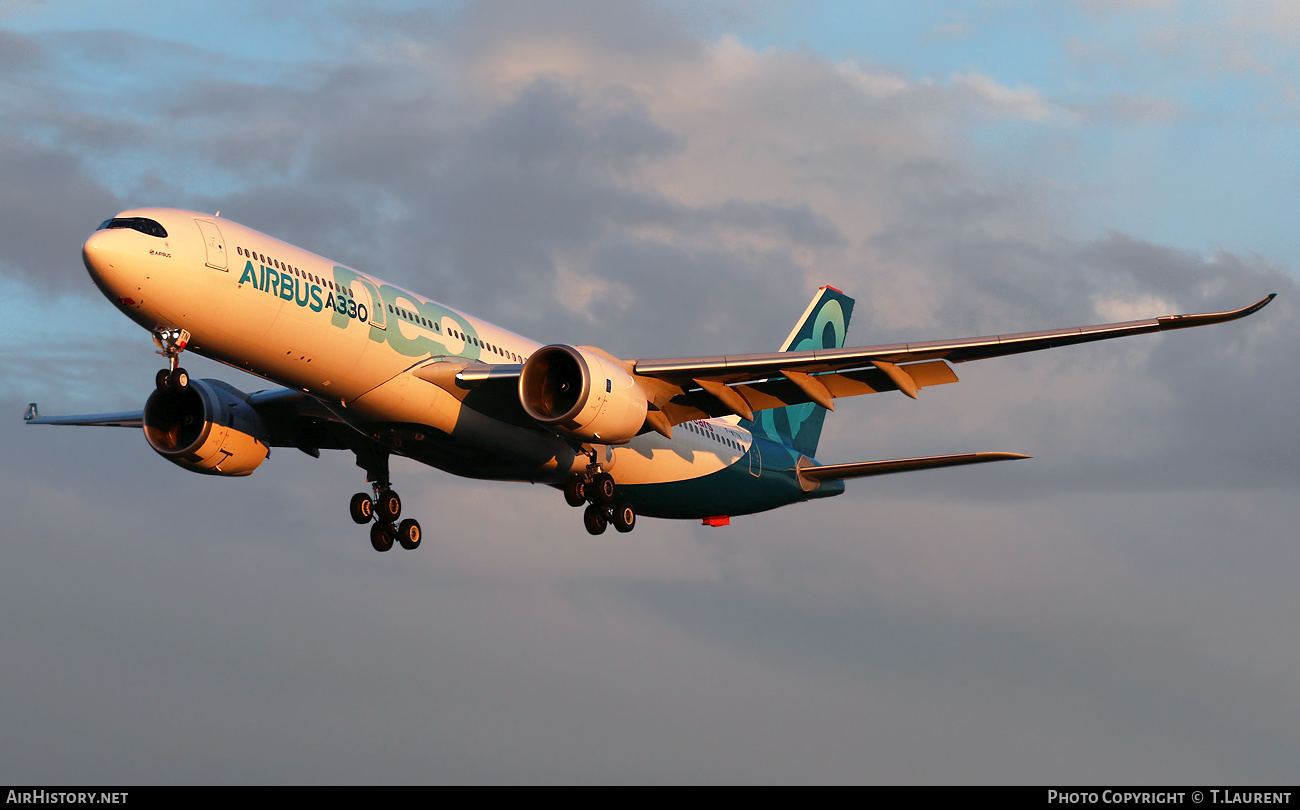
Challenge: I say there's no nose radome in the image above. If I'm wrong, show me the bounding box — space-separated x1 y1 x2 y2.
82 230 112 281
82 227 134 293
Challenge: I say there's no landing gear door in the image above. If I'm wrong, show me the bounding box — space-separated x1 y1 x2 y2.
194 219 228 271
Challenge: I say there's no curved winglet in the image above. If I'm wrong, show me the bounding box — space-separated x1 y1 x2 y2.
1157 293 1275 331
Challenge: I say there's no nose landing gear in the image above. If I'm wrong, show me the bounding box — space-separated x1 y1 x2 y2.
153 328 191 391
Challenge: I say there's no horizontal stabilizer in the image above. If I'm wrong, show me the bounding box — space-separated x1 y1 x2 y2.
798 451 1030 486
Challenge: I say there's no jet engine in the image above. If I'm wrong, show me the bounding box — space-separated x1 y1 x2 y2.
143 379 270 476
519 345 648 445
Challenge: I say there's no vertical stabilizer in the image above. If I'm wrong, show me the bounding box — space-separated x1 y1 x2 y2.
745 286 855 456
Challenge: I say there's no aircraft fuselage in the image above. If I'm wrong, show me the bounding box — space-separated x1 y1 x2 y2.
81 208 827 520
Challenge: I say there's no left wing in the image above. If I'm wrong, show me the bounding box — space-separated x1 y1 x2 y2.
24 403 142 427
24 388 352 456
630 294 1275 423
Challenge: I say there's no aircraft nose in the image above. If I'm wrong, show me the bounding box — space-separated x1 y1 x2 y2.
82 227 136 297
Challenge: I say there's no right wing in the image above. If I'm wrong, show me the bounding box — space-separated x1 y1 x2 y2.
629 294 1275 424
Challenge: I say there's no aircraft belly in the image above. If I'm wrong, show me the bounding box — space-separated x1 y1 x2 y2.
346 373 460 435
619 463 810 520
609 436 733 485
346 379 582 476
608 431 844 518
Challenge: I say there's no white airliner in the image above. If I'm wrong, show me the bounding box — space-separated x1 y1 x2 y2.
26 208 1274 550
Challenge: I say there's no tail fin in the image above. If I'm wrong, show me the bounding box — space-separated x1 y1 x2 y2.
745 286 855 456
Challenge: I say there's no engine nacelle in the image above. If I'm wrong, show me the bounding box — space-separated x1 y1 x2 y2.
519 345 648 445
143 379 270 476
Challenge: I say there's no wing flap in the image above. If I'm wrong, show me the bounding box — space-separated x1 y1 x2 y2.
650 360 960 427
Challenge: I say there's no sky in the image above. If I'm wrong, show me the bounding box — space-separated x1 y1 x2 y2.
1 0 1298 785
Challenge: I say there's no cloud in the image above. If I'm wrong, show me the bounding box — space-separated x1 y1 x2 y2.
952 70 1057 122
0 135 120 287
1077 0 1176 13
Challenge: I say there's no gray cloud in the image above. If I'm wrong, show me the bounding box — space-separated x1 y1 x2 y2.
0 28 42 70
0 136 119 286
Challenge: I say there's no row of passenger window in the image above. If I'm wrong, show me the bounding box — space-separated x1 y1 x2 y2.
386 304 526 363
684 421 745 452
236 245 352 298
389 305 439 332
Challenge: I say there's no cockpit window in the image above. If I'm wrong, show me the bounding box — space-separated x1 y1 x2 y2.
99 217 168 238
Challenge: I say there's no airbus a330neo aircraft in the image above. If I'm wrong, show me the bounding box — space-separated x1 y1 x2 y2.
26 208 1273 550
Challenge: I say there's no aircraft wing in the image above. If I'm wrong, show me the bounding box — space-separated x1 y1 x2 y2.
24 404 143 427
630 294 1275 422
24 388 353 455
23 388 342 429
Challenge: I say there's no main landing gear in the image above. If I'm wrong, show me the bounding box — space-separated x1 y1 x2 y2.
349 444 421 553
350 484 422 552
564 467 636 536
153 328 192 391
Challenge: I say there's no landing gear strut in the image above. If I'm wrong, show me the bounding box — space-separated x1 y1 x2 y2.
566 449 636 535
350 443 422 553
153 328 191 391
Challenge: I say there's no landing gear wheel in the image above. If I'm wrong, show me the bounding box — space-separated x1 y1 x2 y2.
349 493 374 525
583 503 608 535
611 501 636 533
155 369 170 390
167 367 189 390
370 522 395 552
591 472 616 505
376 490 402 522
563 476 588 507
398 519 422 550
